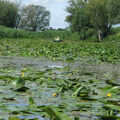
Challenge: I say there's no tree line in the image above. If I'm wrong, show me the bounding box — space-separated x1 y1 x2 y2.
0 0 120 41
66 0 120 41
0 0 50 31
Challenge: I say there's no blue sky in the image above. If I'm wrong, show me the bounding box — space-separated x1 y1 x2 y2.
16 0 69 29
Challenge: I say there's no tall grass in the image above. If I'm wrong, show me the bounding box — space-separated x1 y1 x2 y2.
0 25 81 40
0 25 120 42
0 25 33 38
33 30 80 41
34 28 97 41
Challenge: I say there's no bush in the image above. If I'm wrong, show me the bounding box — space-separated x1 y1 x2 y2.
0 25 32 38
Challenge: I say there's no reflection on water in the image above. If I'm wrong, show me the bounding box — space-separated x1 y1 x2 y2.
9 103 29 107
48 65 64 68
0 56 119 76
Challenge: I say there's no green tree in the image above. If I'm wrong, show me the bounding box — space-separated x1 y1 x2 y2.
106 0 120 30
66 0 91 39
0 0 19 28
66 0 120 41
19 4 50 31
85 0 120 41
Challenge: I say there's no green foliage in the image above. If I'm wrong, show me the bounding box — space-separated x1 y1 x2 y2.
0 1 50 30
86 0 120 41
0 0 18 28
66 0 120 41
0 30 120 64
29 97 35 105
0 54 120 119
0 24 120 42
0 25 32 38
106 0 120 25
33 30 81 41
19 4 50 31
42 107 62 120
66 0 91 40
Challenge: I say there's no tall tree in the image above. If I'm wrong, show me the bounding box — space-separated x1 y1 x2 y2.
19 4 50 31
86 0 120 41
0 0 19 28
66 0 91 39
86 0 108 41
66 0 120 41
106 0 120 30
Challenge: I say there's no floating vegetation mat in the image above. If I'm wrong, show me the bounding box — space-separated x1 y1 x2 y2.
0 38 120 64
0 56 120 120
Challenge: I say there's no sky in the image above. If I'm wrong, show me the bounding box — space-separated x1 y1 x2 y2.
15 0 69 29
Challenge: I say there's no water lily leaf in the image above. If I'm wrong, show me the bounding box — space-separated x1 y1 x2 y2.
42 106 62 120
97 115 119 120
11 77 25 90
9 117 21 120
98 99 110 104
59 86 64 93
3 97 15 101
105 104 120 111
106 80 120 86
29 97 35 105
11 111 20 115
42 106 72 120
72 87 83 97
106 86 120 93
15 86 29 92
74 117 79 120
72 86 90 97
